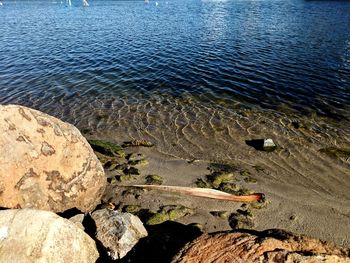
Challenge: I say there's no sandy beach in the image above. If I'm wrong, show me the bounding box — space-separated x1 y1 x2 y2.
85 105 350 256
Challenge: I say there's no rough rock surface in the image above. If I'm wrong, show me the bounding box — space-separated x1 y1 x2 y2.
172 229 350 263
0 209 99 263
0 104 106 212
91 208 148 260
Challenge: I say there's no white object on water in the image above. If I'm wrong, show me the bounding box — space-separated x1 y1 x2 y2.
263 138 276 148
67 0 71 7
0 2 3 6
82 0 89 7
155 1 158 6
145 0 149 4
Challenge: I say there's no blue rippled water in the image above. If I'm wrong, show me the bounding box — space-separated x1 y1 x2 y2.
0 0 349 121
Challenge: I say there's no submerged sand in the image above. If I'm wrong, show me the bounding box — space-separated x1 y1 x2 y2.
80 97 350 250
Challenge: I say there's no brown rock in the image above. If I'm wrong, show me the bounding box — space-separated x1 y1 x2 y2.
172 229 350 263
0 209 99 263
0 105 106 212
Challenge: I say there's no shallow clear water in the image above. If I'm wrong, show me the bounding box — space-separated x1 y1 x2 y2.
0 0 349 159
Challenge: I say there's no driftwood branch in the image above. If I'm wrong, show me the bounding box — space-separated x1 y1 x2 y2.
129 185 264 203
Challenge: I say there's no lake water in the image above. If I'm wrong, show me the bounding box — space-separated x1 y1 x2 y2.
0 0 349 159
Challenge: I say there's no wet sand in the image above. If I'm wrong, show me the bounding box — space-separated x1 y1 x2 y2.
84 101 350 251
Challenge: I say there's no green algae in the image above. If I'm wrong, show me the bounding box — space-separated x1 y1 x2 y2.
123 205 141 214
88 139 125 157
145 205 193 225
243 176 257 183
195 178 212 188
146 175 163 185
207 172 234 188
229 212 254 230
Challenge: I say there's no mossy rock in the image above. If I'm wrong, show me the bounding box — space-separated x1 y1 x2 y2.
237 209 253 218
240 170 251 177
243 176 257 184
88 139 125 157
207 172 234 188
116 174 135 182
250 200 268 209
123 167 140 175
126 153 144 161
208 163 239 174
123 139 154 147
319 147 350 162
167 206 193 221
115 163 129 171
146 211 169 225
145 205 193 225
229 212 254 229
146 175 163 185
128 159 149 166
209 211 230 219
218 183 240 194
123 205 141 214
195 178 212 188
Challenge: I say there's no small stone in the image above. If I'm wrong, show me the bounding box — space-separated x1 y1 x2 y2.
91 209 147 260
245 138 277 152
209 211 229 219
128 159 149 166
146 175 163 185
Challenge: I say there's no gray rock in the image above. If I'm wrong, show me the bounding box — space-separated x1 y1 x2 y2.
0 105 106 212
91 208 148 260
0 209 99 263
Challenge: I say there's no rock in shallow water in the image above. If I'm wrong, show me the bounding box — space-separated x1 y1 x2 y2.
172 229 350 263
0 104 106 212
91 208 148 260
0 209 99 263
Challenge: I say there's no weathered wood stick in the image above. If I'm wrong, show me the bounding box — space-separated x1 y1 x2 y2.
130 185 264 203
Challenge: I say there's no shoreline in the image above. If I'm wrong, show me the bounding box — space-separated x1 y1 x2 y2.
89 121 350 252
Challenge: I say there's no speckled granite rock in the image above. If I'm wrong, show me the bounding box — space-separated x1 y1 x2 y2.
0 104 106 212
91 208 148 260
172 229 350 263
0 209 99 263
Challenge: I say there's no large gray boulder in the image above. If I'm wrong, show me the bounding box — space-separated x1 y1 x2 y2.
91 208 148 260
0 209 99 263
0 104 106 212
